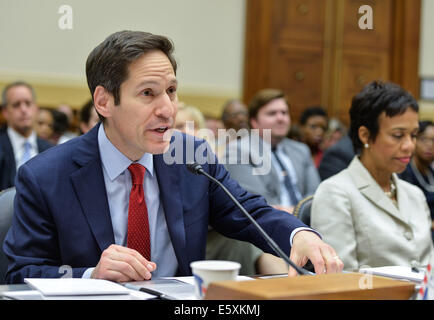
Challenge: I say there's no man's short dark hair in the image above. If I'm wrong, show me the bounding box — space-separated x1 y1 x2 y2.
300 106 328 125
248 88 289 120
349 80 419 152
86 30 177 119
1 81 36 107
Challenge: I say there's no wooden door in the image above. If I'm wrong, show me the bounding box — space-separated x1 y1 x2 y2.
243 0 420 126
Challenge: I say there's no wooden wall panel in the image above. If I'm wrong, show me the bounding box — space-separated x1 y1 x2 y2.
243 0 420 126
270 45 324 120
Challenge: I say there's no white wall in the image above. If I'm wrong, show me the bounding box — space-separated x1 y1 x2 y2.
0 0 246 96
419 0 434 78
1 0 433 105
419 0 434 119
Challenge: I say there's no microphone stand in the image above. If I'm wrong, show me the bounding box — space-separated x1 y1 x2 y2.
188 163 313 276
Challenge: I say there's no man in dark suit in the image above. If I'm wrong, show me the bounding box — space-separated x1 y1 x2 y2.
0 82 53 191
318 133 355 181
3 31 343 284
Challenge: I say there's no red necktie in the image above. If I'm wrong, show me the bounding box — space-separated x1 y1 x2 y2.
127 163 151 261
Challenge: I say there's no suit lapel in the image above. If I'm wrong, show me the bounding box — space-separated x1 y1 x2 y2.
153 154 188 274
70 125 115 252
349 157 408 225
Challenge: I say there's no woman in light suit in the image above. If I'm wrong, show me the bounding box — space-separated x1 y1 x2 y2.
311 81 433 272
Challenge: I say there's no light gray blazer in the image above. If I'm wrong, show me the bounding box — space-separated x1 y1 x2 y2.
224 136 320 205
311 156 434 271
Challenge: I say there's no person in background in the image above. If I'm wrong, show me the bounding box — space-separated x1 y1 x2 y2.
321 117 347 151
400 120 434 242
225 89 320 214
0 81 53 190
79 99 100 135
57 104 78 139
49 109 71 145
299 106 328 168
317 133 355 181
216 99 250 159
175 103 288 275
221 99 249 133
174 103 206 136
311 81 433 271
204 114 224 138
35 107 55 141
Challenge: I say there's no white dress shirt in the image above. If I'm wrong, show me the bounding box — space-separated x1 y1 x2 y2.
82 124 178 278
7 127 38 170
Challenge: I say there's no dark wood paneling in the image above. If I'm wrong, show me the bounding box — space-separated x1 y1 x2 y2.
243 0 420 126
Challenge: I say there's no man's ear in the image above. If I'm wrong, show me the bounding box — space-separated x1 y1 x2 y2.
93 86 112 119
358 125 370 145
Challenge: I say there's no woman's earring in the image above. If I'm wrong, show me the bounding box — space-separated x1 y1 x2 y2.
364 143 369 149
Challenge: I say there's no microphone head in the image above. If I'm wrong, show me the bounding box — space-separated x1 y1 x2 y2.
186 162 203 175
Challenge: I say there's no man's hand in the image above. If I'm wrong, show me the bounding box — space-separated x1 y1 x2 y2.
91 244 157 282
288 230 344 276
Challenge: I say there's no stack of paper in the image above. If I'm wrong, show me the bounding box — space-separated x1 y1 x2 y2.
0 278 155 300
358 266 425 283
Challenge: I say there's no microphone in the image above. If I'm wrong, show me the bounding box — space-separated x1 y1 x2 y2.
186 162 313 276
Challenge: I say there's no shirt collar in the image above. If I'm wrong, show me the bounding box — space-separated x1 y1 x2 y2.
98 123 154 181
7 126 37 150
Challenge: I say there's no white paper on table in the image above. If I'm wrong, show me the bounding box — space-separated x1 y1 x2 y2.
358 266 425 283
24 278 131 296
3 289 155 300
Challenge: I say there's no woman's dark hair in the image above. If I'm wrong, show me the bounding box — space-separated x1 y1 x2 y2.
51 109 69 136
300 106 328 125
349 80 419 151
79 99 94 125
418 120 434 135
86 30 177 120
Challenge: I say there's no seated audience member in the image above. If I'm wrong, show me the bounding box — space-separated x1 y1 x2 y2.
317 133 355 181
204 114 224 138
221 99 249 133
0 81 53 191
79 99 100 135
217 99 250 159
311 81 434 271
174 104 288 275
400 120 434 241
57 104 78 140
35 107 54 141
299 106 328 168
225 89 320 214
49 109 71 144
174 103 206 136
321 117 347 151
